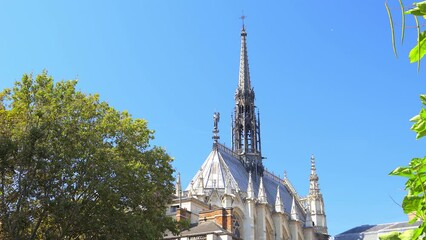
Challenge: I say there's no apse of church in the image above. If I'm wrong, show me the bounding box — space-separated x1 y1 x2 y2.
164 24 329 240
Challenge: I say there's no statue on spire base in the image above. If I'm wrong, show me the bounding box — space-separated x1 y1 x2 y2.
212 112 220 143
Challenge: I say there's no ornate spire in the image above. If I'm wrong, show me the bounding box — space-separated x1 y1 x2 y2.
247 171 255 199
275 185 284 213
238 24 251 92
175 172 182 196
309 154 320 196
232 24 263 176
258 176 267 204
307 154 328 234
291 196 299 221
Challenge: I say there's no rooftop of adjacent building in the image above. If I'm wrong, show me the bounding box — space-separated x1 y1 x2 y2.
334 221 422 240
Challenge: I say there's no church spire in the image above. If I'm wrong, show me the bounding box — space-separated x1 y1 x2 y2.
175 172 182 197
309 154 320 196
308 154 328 234
238 22 251 93
232 23 263 176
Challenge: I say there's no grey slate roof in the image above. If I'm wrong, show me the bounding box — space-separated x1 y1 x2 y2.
163 221 229 239
334 221 422 240
185 143 306 221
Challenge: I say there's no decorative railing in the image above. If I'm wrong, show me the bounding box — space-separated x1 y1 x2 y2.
216 142 241 160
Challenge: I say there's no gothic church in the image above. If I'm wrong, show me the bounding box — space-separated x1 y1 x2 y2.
164 24 329 240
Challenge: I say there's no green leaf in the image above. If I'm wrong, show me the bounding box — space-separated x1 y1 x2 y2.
410 114 421 122
399 229 416 240
416 1 426 14
420 94 426 105
379 229 416 240
420 108 426 119
408 215 419 224
405 8 424 16
409 23 425 67
379 231 401 240
390 166 413 178
412 224 425 239
402 195 422 214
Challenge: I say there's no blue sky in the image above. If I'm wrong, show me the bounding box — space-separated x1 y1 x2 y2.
0 0 425 236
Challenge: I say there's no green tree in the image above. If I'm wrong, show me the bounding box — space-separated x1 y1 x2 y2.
386 2 426 239
0 71 181 239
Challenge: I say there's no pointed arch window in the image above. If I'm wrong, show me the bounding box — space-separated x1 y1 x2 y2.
232 211 244 239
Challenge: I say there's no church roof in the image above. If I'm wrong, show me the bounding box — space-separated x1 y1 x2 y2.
185 143 306 221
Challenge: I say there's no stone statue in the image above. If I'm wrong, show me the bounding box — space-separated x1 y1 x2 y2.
213 112 220 130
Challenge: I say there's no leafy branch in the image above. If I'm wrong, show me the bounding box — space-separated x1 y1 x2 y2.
386 0 426 71
384 1 426 240
387 94 426 239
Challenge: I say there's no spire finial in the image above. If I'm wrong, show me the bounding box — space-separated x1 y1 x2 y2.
309 154 320 196
311 154 316 171
275 185 284 213
175 172 182 196
240 13 246 29
258 176 267 203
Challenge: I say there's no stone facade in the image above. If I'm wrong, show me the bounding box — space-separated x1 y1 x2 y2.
164 25 329 240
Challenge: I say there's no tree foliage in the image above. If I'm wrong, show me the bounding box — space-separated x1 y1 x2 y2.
386 95 426 239
0 71 181 239
385 1 426 239
385 0 426 70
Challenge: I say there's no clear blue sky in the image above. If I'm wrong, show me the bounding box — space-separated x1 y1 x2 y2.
0 0 424 236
